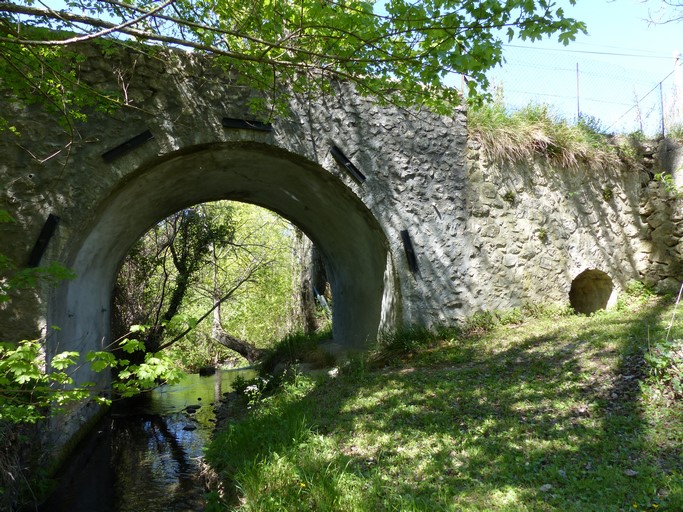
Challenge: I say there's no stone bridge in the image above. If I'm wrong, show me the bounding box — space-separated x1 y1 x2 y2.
2 43 683 406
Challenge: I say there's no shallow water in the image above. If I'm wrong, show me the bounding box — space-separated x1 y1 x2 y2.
38 368 255 512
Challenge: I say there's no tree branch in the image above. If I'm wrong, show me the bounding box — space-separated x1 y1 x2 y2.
156 262 264 352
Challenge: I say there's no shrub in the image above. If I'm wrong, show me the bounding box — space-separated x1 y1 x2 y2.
464 311 497 335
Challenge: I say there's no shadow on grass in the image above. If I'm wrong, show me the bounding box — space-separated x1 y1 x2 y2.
206 299 682 511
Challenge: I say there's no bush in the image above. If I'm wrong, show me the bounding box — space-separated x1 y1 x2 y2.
617 280 656 310
463 311 497 335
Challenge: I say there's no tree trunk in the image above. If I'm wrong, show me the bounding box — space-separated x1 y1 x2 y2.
211 250 264 364
211 323 264 364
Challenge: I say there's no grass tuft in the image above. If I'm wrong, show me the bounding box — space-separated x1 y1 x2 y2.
259 328 335 375
377 325 442 353
468 100 636 171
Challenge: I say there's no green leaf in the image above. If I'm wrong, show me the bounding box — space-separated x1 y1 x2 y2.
50 351 79 370
119 338 145 354
0 210 16 223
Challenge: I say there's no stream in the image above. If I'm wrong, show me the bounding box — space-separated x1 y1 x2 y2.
38 368 256 512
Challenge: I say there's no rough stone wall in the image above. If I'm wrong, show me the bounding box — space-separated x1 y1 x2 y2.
0 43 471 348
281 90 470 327
639 139 683 291
460 138 683 309
462 146 644 310
3 42 683 459
1 42 682 349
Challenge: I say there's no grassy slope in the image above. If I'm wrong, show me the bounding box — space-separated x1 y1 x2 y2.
206 297 682 511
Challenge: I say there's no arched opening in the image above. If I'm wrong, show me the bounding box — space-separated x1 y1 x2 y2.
47 142 398 389
111 200 331 370
569 268 613 315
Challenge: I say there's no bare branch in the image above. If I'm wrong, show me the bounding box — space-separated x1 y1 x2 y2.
156 261 265 351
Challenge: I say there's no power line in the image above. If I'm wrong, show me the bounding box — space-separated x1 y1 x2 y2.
606 70 676 131
503 43 673 60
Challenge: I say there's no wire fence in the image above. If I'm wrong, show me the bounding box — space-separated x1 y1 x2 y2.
487 45 683 137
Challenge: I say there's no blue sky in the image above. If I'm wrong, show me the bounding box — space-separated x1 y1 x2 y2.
487 0 683 134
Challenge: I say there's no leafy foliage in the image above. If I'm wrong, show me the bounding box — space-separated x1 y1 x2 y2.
616 280 657 311
203 203 303 347
644 338 683 399
115 201 306 370
0 0 586 124
113 202 237 352
0 209 182 424
0 330 184 424
0 28 121 141
0 340 88 424
654 171 682 197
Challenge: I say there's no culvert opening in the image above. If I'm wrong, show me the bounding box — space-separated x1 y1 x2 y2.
569 269 613 315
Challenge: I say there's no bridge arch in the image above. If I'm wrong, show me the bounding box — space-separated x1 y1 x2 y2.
48 141 398 386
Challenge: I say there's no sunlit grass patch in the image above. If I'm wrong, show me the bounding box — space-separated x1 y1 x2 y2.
206 296 682 511
468 100 634 171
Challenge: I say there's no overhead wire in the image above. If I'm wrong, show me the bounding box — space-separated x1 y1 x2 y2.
490 42 681 133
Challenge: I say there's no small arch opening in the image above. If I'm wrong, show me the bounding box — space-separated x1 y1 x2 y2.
569 269 613 314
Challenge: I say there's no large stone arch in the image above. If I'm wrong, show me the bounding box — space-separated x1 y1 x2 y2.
48 141 397 387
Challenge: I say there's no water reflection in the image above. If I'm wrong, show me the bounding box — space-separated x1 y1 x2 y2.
38 368 255 512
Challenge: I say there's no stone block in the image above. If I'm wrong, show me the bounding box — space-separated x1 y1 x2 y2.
503 254 518 268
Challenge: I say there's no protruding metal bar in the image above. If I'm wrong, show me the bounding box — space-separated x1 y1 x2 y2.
28 214 60 267
400 229 418 274
102 130 154 162
222 118 273 132
330 145 366 184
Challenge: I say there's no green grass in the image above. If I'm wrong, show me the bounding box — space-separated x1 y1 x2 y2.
205 297 683 511
468 100 637 171
258 327 335 374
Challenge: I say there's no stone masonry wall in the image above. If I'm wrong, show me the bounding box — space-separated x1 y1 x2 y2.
1 42 682 347
640 139 683 291
460 138 683 311
2 42 683 459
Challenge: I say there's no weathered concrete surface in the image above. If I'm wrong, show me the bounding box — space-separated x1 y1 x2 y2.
2 43 683 452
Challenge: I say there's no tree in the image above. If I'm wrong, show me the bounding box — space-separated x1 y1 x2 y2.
113 201 304 367
0 0 586 126
113 204 236 353
646 1 683 24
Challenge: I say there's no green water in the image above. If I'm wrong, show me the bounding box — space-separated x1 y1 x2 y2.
39 368 256 512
